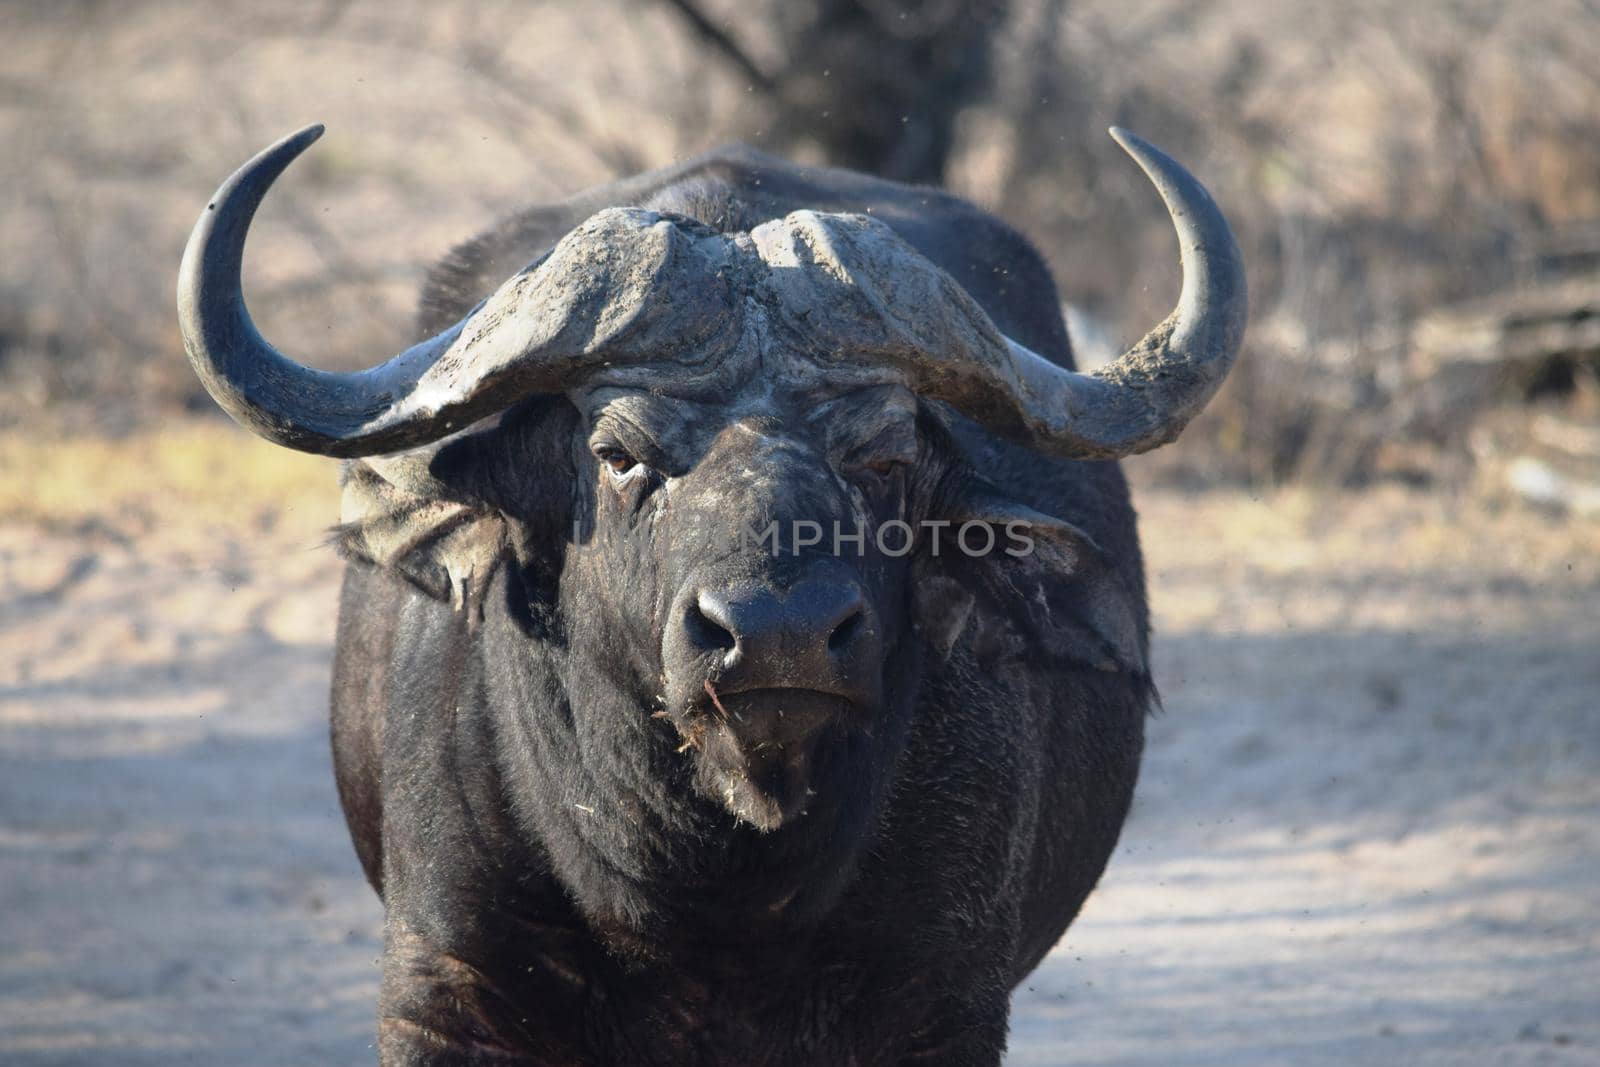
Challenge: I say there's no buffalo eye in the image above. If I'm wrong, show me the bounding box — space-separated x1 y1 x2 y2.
849 456 906 485
594 445 641 481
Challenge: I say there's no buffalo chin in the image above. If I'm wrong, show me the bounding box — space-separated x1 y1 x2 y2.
686 689 857 832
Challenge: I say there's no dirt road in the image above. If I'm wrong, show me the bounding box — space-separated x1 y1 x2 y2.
2 440 1596 1065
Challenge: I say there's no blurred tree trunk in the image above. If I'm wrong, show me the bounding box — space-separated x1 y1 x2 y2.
659 0 1009 185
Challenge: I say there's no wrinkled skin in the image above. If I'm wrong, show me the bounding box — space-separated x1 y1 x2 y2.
330 146 1151 1065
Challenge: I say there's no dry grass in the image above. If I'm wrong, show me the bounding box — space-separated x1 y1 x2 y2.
1129 478 1600 636
0 419 338 540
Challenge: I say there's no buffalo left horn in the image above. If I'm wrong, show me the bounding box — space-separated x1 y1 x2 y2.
177 125 739 460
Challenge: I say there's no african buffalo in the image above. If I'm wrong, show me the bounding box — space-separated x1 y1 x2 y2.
177 125 1244 1065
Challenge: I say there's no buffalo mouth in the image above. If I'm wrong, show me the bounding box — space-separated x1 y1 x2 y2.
682 688 860 832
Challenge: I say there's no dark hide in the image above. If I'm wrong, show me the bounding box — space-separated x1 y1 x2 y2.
330 145 1151 1065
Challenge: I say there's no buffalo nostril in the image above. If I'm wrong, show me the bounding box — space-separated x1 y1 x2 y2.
686 594 737 655
826 603 864 655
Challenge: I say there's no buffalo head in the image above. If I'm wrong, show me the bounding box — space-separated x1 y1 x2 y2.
176 124 1244 869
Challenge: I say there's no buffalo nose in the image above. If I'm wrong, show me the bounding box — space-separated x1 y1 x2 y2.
685 581 869 681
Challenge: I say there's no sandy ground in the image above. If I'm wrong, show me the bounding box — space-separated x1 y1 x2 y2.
2 439 1597 1065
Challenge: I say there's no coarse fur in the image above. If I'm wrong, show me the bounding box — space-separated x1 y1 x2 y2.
330 144 1152 1065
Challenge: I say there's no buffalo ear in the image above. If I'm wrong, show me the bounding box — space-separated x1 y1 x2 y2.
916 487 1147 678
333 399 576 614
334 458 507 611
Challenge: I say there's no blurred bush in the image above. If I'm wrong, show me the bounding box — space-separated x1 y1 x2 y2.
3 0 1598 488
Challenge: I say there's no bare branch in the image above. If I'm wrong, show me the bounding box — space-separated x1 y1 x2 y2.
653 0 775 93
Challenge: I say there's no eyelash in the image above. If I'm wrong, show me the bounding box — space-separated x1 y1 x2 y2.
592 440 906 484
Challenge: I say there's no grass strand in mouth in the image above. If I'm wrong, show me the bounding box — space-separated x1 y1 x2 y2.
703 679 736 722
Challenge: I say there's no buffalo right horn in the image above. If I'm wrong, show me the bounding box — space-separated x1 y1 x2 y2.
984 128 1248 458
740 129 1247 462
